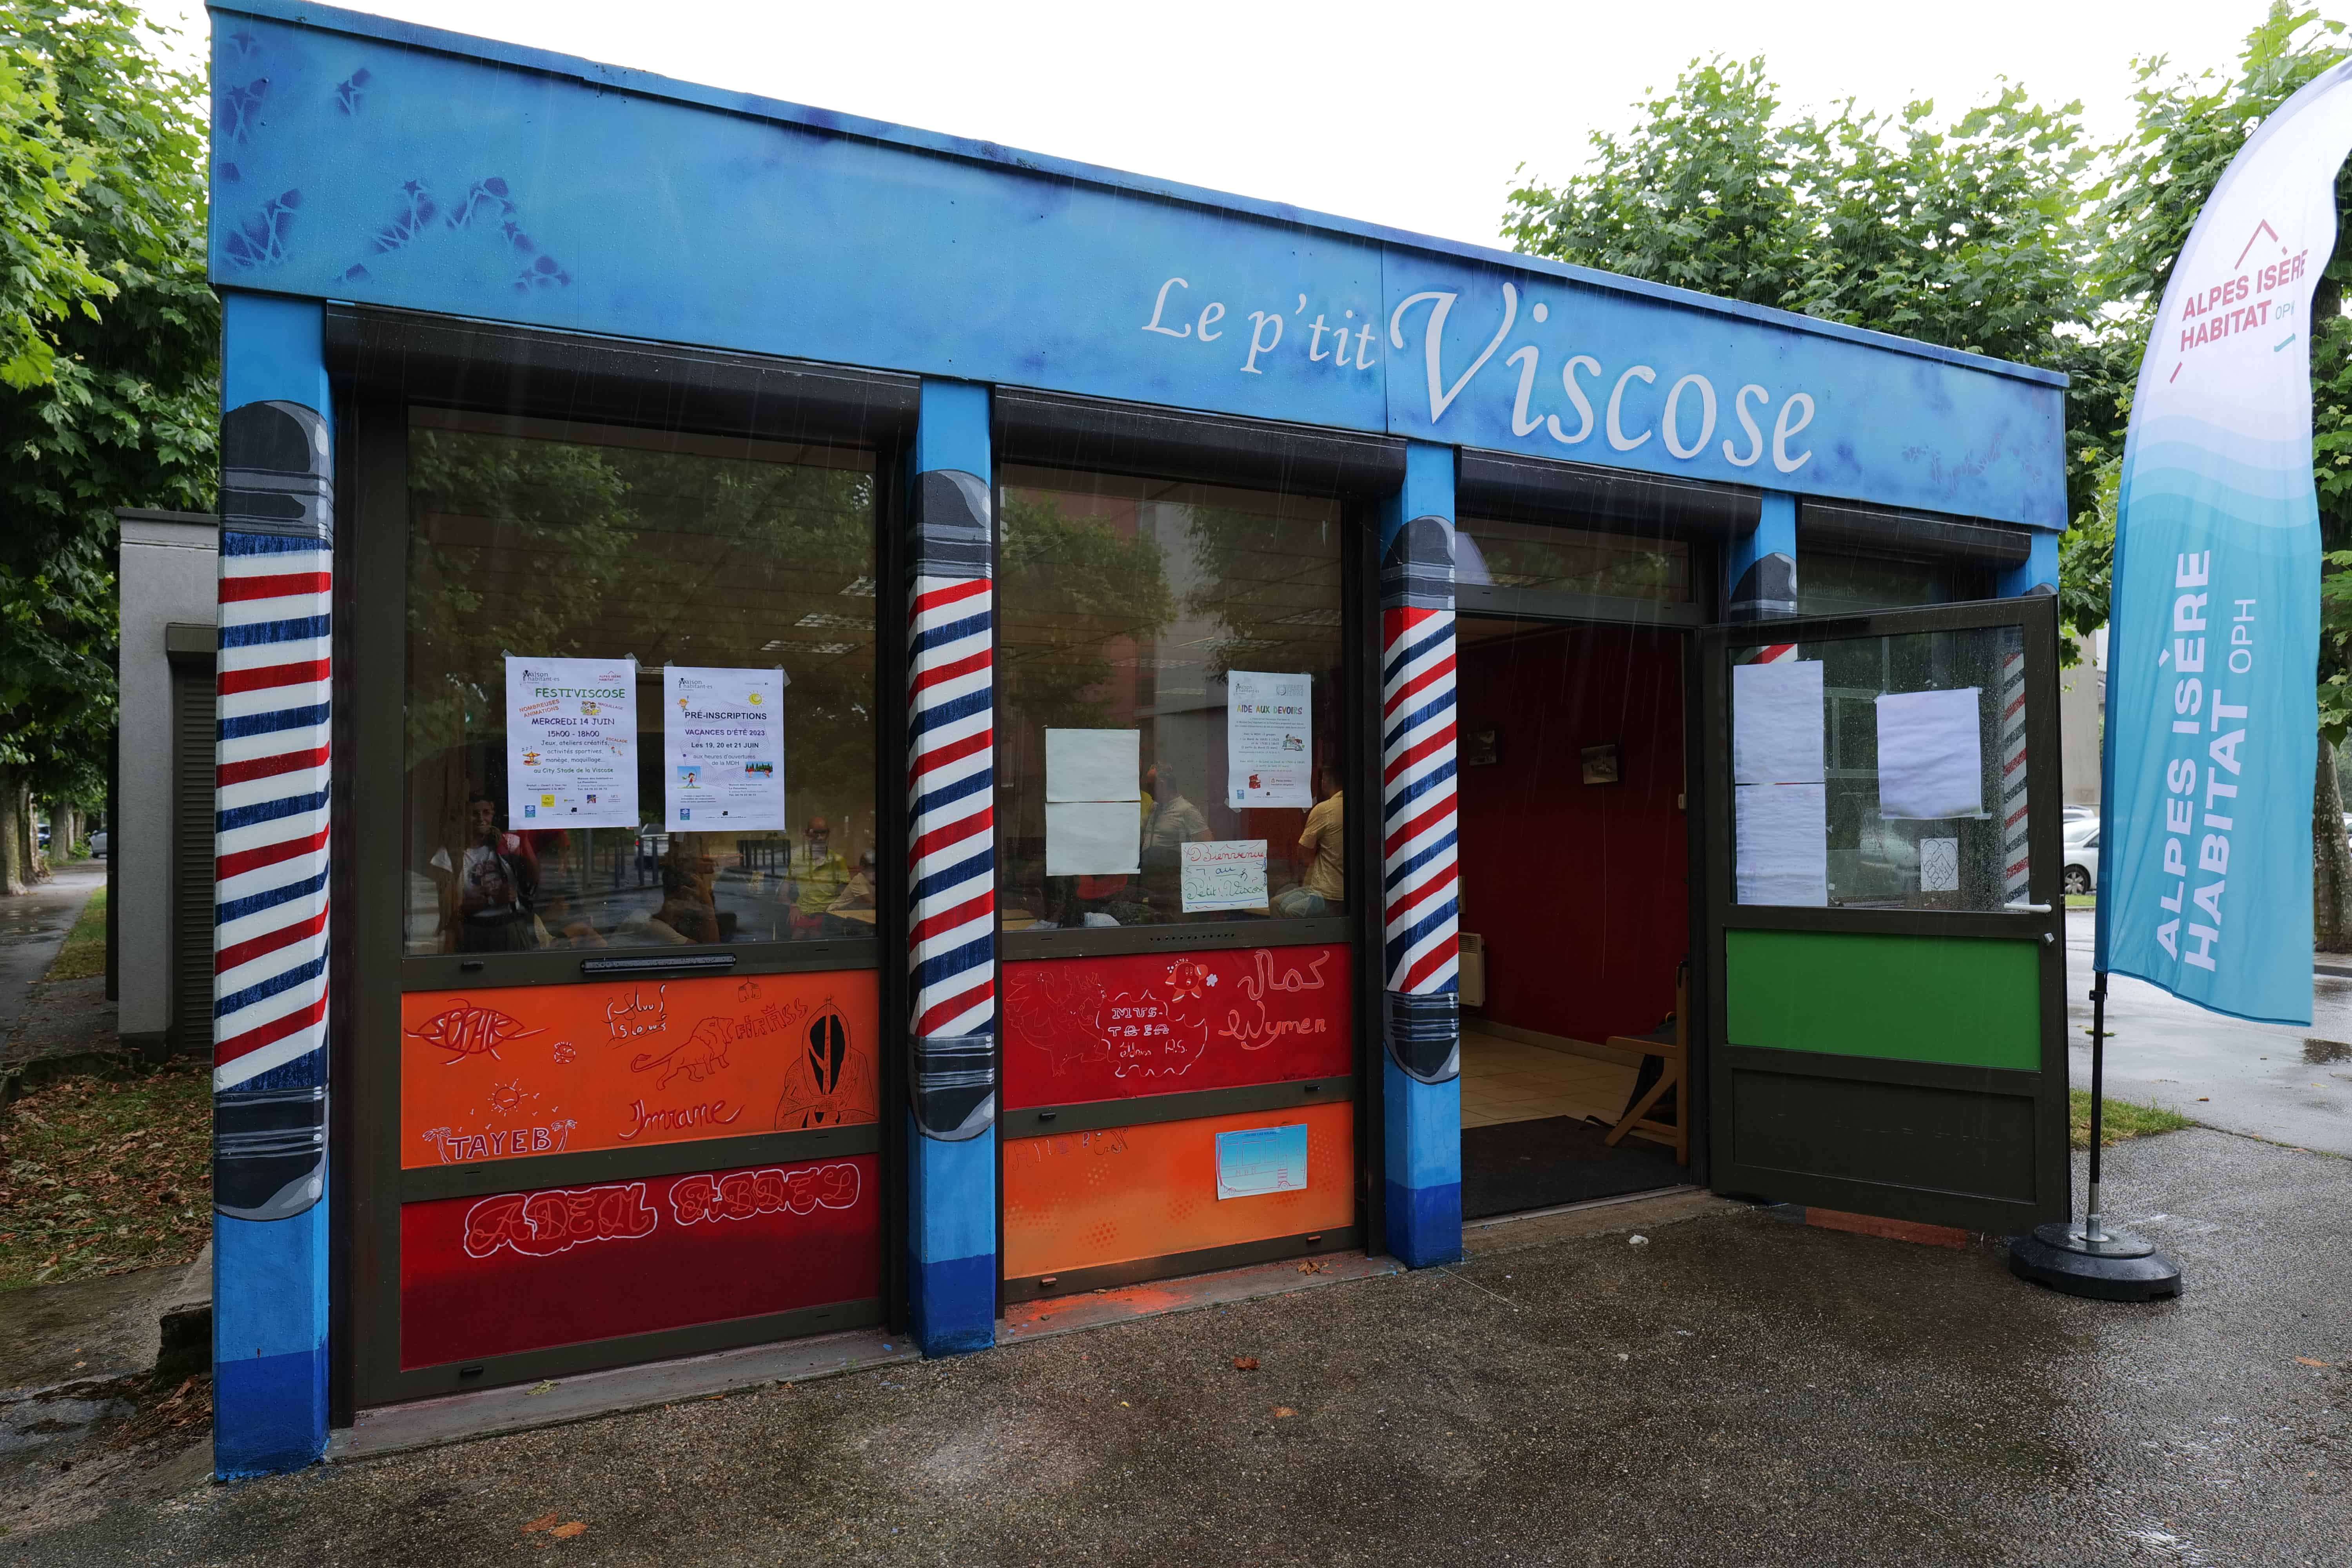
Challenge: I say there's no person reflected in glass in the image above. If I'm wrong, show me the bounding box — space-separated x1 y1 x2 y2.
1272 766 1344 917
1139 761 1210 913
824 848 878 935
650 839 723 945
788 815 850 939
433 791 537 952
523 827 607 947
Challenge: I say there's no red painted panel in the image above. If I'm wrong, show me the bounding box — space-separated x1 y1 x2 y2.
1002 944 1352 1109
398 1154 878 1370
1457 622 1687 1044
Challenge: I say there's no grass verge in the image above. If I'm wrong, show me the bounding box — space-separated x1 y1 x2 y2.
43 886 107 982
2069 1088 2194 1149
0 1062 210 1289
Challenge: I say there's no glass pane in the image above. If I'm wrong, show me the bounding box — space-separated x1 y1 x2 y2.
403 412 877 954
1730 624 2028 911
1797 550 1992 615
1456 517 1690 601
996 465 1345 930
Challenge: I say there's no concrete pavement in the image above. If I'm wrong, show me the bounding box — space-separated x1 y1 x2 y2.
2065 908 2352 1155
0 865 101 1042
5 1126 2346 1567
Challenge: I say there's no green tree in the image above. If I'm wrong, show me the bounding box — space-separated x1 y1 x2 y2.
2089 3 2352 943
0 0 215 891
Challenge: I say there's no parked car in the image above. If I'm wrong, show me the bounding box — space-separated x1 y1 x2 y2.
2062 804 2096 824
87 830 107 858
2062 815 2102 848
2063 831 2099 896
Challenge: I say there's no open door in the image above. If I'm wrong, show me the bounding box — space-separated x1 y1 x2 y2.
1697 593 2067 1234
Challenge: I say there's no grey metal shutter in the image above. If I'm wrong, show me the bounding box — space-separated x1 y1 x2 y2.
170 658 216 1057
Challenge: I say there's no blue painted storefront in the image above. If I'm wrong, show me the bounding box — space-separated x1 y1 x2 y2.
205 0 2067 1473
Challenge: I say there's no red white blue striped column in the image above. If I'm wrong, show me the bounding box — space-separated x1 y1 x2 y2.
1994 532 2056 906
904 379 997 1353
211 291 334 1478
1379 441 1462 1267
1726 491 1799 626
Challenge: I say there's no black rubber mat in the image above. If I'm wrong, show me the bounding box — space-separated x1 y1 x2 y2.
1460 1114 1685 1220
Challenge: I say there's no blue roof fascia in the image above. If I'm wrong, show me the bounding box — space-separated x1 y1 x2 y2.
208 0 2069 394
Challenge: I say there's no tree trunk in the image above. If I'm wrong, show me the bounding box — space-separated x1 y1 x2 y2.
2317 740 2352 951
0 773 19 896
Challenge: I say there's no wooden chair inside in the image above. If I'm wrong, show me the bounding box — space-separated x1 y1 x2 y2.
1601 966 1689 1165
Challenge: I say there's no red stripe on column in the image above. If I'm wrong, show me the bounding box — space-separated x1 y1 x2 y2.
218 746 329 787
917 979 995 1037
909 726 993 784
215 995 328 1068
220 572 332 602
911 649 990 695
913 578 991 615
910 806 993 864
1383 722 1457 785
1384 797 1453 860
1399 936 1461 995
216 907 331 974
1382 653 1456 717
218 825 330 880
218 659 331 696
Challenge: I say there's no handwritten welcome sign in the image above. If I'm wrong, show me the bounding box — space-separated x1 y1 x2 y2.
1181 839 1268 912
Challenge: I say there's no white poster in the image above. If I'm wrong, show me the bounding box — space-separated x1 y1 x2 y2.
506 655 638 829
1735 782 1829 907
1731 660 1825 784
1227 671 1312 808
1181 840 1267 913
1045 801 1141 877
664 665 788 830
1875 688 1983 820
1046 728 1141 802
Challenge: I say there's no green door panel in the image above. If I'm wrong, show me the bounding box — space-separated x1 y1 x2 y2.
1724 929 2041 1071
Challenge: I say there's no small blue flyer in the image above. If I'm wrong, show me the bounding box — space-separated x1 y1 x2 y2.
1215 1123 1308 1200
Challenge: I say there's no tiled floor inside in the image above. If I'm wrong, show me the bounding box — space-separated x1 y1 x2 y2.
1459 1024 1642 1130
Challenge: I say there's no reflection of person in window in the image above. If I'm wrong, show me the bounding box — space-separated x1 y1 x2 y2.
788 816 849 938
824 849 877 934
1273 769 1344 917
651 842 723 945
1139 762 1210 911
431 792 536 951
523 828 606 947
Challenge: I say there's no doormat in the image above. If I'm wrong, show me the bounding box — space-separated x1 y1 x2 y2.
1461 1115 1686 1220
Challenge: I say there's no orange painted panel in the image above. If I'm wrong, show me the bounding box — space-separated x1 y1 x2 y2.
1000 1100 1354 1279
399 970 878 1169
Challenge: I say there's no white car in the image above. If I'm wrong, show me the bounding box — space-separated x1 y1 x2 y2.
87 830 107 857
2063 831 2099 897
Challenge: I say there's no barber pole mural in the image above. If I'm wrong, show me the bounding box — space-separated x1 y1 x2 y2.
1380 513 1462 1084
214 401 334 1219
2000 639 2031 906
906 468 998 1142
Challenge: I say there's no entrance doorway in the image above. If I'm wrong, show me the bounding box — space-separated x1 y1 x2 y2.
1454 614 1693 1218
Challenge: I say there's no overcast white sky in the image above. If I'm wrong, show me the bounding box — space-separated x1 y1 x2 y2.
140 0 2325 248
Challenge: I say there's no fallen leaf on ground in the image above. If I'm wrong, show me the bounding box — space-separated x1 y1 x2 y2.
550 1523 587 1539
1231 1356 1259 1372
526 1380 557 1396
522 1513 559 1534
1272 1406 1295 1418
2295 1357 2333 1368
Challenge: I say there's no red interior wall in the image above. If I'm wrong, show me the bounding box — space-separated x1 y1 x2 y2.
1456 622 1688 1045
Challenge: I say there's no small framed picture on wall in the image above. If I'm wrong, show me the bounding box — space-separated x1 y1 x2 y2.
1580 742 1621 786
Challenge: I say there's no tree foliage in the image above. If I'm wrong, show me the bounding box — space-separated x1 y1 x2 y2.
0 0 215 815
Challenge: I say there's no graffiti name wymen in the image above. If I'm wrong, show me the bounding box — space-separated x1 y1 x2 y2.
2154 551 2251 973
1142 276 1817 472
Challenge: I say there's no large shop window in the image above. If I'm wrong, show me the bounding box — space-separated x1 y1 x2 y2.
1798 550 1993 616
995 466 1347 932
402 410 878 956
1454 518 1693 603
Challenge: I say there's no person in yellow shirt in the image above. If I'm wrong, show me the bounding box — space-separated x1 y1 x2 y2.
788 816 850 938
1274 770 1343 917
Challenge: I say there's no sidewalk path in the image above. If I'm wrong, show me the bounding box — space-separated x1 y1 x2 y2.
2065 907 2352 1154
0 864 102 1038
6 1128 2346 1566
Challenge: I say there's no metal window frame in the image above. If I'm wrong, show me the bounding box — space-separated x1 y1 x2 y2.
332 309 917 1412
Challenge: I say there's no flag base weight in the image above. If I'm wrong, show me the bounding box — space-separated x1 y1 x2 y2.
2008 1221 2183 1302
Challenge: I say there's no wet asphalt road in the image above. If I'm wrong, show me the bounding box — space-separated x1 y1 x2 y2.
9 1127 2346 1567
2065 909 2352 1155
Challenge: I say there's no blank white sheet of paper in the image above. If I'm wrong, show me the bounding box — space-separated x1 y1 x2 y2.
1875 688 1983 820
1045 800 1141 877
1735 782 1828 906
1732 660 1825 784
1045 728 1141 803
